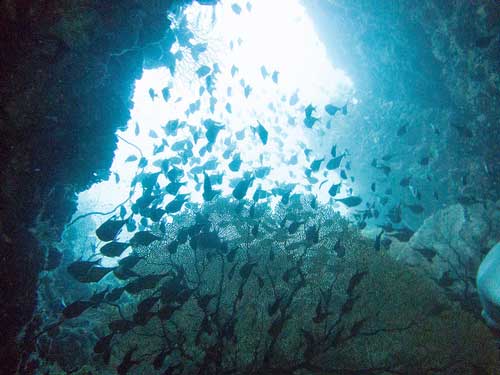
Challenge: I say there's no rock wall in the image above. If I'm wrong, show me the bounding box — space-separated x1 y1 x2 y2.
0 1 188 372
389 200 500 313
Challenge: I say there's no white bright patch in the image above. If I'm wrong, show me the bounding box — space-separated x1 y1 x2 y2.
75 0 355 264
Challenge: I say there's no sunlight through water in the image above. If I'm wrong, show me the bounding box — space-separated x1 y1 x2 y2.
75 0 355 263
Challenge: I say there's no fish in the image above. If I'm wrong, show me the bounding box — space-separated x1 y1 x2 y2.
397 124 408 136
231 65 239 77
405 203 425 214
330 144 337 157
125 274 166 295
310 158 324 172
196 65 211 78
413 246 437 262
202 171 221 202
191 42 208 61
328 182 341 197
334 196 362 207
165 195 189 214
67 259 101 280
272 71 279 84
399 176 411 187
419 156 430 166
289 91 299 106
244 84 252 98
203 119 224 145
288 221 304 235
165 181 187 195
94 333 114 354
62 300 96 319
260 65 269 79
161 87 171 102
370 182 376 192
231 3 242 14
105 286 126 302
129 231 161 246
99 242 130 258
252 121 268 145
324 104 343 116
78 266 115 283
387 226 414 242
305 104 316 117
148 88 157 100
304 116 320 128
96 217 130 242
232 176 255 200
305 224 320 244
229 154 242 172
326 154 345 170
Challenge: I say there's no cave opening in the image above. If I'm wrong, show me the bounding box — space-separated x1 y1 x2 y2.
73 0 354 265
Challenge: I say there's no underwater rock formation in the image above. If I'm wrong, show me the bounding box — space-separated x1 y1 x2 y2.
389 200 500 312
477 242 500 330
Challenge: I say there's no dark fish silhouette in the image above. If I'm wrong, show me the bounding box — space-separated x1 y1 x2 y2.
96 217 130 241
229 154 242 172
67 259 100 280
203 172 221 202
62 300 96 319
161 87 171 102
325 104 343 116
413 246 437 262
304 115 320 128
334 196 362 207
272 71 279 84
399 176 411 187
260 65 269 79
231 3 242 14
232 176 255 200
129 231 161 246
99 242 130 257
196 65 211 77
397 124 407 136
305 104 316 117
405 203 424 214
328 182 341 197
203 119 224 146
165 195 189 214
78 266 115 283
252 121 268 145
125 274 166 294
310 158 324 172
148 88 157 100
326 154 345 170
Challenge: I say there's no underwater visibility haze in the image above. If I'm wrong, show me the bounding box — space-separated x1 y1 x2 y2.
5 0 500 374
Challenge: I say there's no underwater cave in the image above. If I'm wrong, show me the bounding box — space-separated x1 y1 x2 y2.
1 0 500 374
